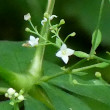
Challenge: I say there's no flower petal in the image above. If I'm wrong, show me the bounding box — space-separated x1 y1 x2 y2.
49 15 57 20
41 18 47 25
61 44 67 50
30 35 35 41
62 55 69 64
56 50 62 58
66 48 74 56
35 38 39 42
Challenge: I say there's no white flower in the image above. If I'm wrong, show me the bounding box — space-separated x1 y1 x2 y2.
18 95 24 101
7 88 16 96
28 35 39 47
56 44 74 64
49 15 57 20
41 17 47 25
24 13 31 21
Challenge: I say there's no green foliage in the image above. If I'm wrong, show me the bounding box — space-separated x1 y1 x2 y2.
0 101 13 110
91 29 102 55
0 41 109 110
42 83 91 110
0 0 110 110
24 96 49 110
0 41 35 73
48 75 110 108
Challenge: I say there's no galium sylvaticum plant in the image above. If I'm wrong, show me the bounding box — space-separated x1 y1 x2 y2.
0 0 110 110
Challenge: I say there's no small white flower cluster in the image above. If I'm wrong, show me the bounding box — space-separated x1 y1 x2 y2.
23 13 75 64
5 88 24 105
23 13 39 47
41 15 57 26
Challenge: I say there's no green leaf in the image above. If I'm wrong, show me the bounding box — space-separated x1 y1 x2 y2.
91 29 102 54
95 62 109 68
0 101 13 110
49 75 110 107
61 0 110 46
43 60 62 76
42 83 91 110
80 95 110 110
24 96 49 110
0 41 35 73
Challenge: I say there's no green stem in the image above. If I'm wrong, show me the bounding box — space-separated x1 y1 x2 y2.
41 72 65 82
14 103 19 110
28 0 55 78
41 62 106 82
71 62 104 73
96 0 104 30
68 59 87 71
93 55 110 64
0 66 34 91
90 0 105 55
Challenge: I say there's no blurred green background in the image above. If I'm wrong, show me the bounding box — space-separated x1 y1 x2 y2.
0 0 110 81
0 0 110 47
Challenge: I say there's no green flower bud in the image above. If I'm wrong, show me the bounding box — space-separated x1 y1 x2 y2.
25 28 31 32
73 79 78 85
69 32 76 37
59 19 65 25
95 72 101 78
19 89 24 94
74 51 89 58
44 12 49 18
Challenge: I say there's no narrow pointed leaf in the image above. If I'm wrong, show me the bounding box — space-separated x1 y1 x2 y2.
91 29 102 54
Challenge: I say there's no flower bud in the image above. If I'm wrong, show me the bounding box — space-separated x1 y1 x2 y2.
7 88 15 96
25 28 31 32
69 32 76 37
24 13 31 21
73 79 78 85
59 19 65 25
74 51 89 58
44 12 49 18
14 93 19 97
19 89 24 94
95 72 101 78
18 95 24 101
5 93 9 97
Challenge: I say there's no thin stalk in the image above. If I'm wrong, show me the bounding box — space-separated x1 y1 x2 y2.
28 0 55 78
71 62 103 73
90 0 105 55
93 55 110 64
67 59 87 71
41 62 105 82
